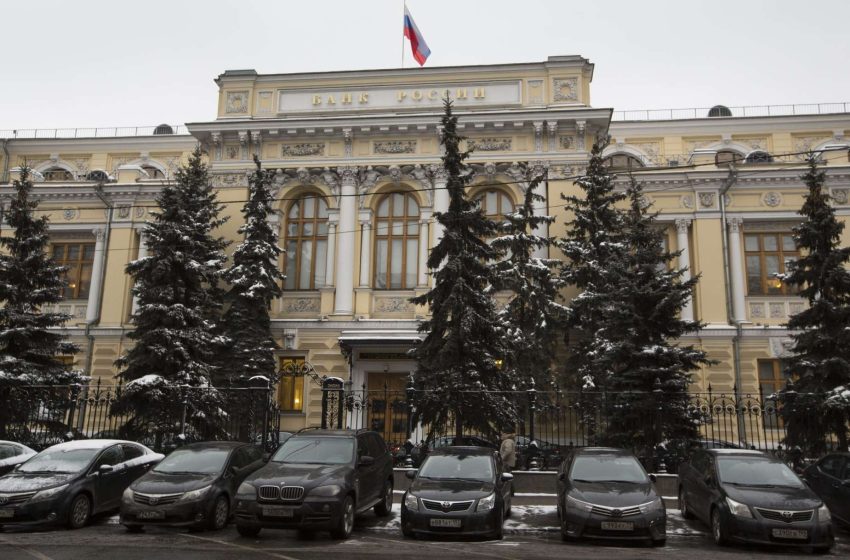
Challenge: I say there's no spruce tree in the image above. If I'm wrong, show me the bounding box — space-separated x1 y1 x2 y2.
113 148 229 441
600 177 709 461
0 167 83 436
410 97 516 440
779 156 850 453
491 167 565 392
220 156 284 384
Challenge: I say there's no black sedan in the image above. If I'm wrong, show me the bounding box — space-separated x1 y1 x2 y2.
0 439 162 529
120 442 265 531
556 447 666 545
401 446 512 540
0 441 37 476
678 449 833 552
803 452 850 529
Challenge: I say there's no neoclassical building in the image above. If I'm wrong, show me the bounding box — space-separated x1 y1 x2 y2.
1 55 849 439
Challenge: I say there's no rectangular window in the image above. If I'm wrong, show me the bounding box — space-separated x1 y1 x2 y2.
278 357 305 413
744 232 799 296
758 359 790 428
52 242 95 299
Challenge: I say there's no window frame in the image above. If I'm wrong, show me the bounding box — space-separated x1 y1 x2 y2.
373 191 420 290
744 231 799 296
52 241 96 299
283 194 329 291
602 153 645 171
278 357 306 413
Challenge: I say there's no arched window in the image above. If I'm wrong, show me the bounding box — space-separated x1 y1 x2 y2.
602 154 644 171
284 194 328 290
86 170 109 182
745 150 773 164
43 167 74 182
715 150 743 167
374 192 419 290
476 188 515 227
141 165 165 179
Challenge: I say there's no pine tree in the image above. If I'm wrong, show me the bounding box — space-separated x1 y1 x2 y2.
600 177 710 460
220 156 284 384
410 97 517 440
113 148 230 441
779 156 850 453
0 167 84 436
491 166 565 392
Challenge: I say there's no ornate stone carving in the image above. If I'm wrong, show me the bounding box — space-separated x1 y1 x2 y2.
211 132 222 160
225 91 249 114
683 138 717 153
769 337 794 358
431 164 449 183
373 140 416 154
698 192 716 209
631 141 661 165
533 122 544 152
374 296 413 314
74 305 87 319
830 188 849 205
250 131 262 155
117 205 131 219
226 145 240 160
749 303 765 319
212 173 247 188
282 143 325 157
789 302 805 315
343 128 353 158
62 208 77 220
93 228 106 242
468 137 511 152
134 206 146 218
559 136 574 150
769 302 786 318
792 135 831 159
282 297 320 314
675 218 692 233
726 217 743 233
575 121 586 150
763 192 782 207
681 194 694 209
552 77 578 102
338 165 359 185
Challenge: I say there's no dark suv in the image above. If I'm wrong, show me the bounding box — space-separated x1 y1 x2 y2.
234 429 394 539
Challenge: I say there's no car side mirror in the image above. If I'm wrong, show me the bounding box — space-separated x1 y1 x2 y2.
704 475 714 487
405 469 417 480
98 464 114 474
649 474 657 483
501 472 514 482
358 455 375 468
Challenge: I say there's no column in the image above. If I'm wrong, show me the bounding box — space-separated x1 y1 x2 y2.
334 166 357 315
130 230 148 316
323 212 338 287
431 166 449 247
417 213 430 287
675 219 694 322
85 228 107 323
531 165 549 260
727 217 747 322
358 210 372 288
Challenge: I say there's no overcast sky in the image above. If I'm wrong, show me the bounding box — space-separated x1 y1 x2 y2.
2 0 848 130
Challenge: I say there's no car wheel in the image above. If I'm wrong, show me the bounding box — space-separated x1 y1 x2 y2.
711 507 729 546
208 494 229 531
124 524 144 533
491 508 504 540
679 487 694 520
560 518 575 542
67 493 91 529
374 480 393 517
402 525 415 538
236 524 261 538
331 495 355 539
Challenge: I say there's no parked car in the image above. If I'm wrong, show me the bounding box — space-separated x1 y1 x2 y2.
410 435 497 467
803 452 850 529
0 441 37 476
401 446 512 540
556 447 666 545
678 449 834 552
0 439 163 529
120 441 265 531
234 429 394 539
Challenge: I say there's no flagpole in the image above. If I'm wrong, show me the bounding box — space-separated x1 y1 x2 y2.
401 0 406 68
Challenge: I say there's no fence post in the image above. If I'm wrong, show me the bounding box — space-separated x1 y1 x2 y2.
527 381 539 470
178 385 188 444
405 378 415 441
652 379 666 473
65 383 81 439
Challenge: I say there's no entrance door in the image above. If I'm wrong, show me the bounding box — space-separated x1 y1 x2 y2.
366 372 409 445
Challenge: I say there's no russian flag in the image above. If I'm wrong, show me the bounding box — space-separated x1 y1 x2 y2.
403 6 431 66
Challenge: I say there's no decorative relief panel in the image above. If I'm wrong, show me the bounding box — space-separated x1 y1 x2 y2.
769 337 794 358
225 91 249 114
762 192 782 207
373 141 416 154
116 205 132 219
683 138 720 153
468 137 512 152
792 135 831 160
768 302 785 318
552 78 578 102
629 140 662 165
559 135 575 150
282 143 325 157
830 188 849 205
212 172 249 188
373 296 413 314
62 208 77 220
281 295 320 314
749 302 765 319
527 79 543 104
698 192 716 209
681 194 694 209
734 136 770 151
225 145 240 160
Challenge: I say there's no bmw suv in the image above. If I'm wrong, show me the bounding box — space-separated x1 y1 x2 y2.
234 429 393 539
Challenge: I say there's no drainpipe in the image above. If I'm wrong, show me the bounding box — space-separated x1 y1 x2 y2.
1 139 9 184
83 183 113 392
718 165 747 444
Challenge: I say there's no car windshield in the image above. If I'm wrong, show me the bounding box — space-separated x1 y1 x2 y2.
17 448 99 473
0 444 20 460
272 438 353 465
154 448 230 474
418 454 494 482
570 455 647 483
717 457 804 488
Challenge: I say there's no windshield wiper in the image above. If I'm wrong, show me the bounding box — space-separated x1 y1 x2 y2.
439 477 488 483
153 470 207 475
726 482 776 488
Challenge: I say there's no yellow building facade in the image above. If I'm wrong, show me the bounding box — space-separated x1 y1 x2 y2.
1 55 849 440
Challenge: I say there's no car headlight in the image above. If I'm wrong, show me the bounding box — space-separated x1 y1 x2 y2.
725 496 753 518
566 494 593 512
179 485 212 502
818 504 831 523
403 492 419 512
476 493 496 512
237 482 256 498
639 497 664 513
309 485 342 497
30 484 69 502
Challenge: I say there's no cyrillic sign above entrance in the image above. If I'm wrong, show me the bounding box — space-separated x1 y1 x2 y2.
277 81 522 113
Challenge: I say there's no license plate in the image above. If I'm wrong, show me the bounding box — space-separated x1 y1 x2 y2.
263 505 295 518
0 509 14 519
772 528 808 540
601 521 634 531
430 518 462 528
137 510 165 520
